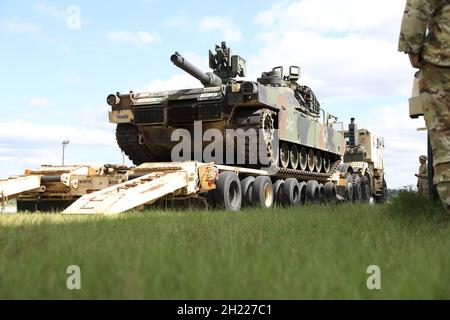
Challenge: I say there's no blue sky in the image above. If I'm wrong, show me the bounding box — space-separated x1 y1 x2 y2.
0 0 427 188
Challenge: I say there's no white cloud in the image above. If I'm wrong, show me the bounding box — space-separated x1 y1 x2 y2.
0 19 41 33
34 3 65 19
0 120 115 147
106 31 159 47
362 103 427 189
250 0 411 100
27 97 53 108
164 13 192 30
143 74 202 92
0 120 122 178
199 17 242 42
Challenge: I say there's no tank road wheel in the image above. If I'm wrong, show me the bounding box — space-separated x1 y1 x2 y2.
314 151 323 173
299 147 308 171
272 179 285 205
298 182 307 205
323 153 331 174
240 176 255 208
259 110 278 167
252 176 274 209
306 180 321 205
289 145 299 170
324 182 338 204
307 149 315 172
214 172 242 212
280 142 290 169
352 174 363 202
282 178 301 207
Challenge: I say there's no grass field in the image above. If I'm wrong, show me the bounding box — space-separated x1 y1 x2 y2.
0 192 449 299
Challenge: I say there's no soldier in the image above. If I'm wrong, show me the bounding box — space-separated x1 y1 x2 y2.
398 0 450 211
415 155 429 195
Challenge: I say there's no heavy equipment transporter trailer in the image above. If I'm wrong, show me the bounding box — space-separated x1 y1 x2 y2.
1 158 385 215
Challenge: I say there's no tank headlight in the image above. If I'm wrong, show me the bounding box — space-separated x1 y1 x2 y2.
241 82 258 95
107 94 120 106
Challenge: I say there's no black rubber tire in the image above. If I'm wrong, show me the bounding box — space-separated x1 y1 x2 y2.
376 179 388 203
319 183 325 203
282 178 300 207
240 176 255 207
360 176 371 203
324 182 337 204
352 174 362 202
306 180 321 205
344 173 354 202
252 176 274 208
272 179 285 205
214 172 242 212
298 182 307 205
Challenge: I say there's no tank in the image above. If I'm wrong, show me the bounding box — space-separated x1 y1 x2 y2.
108 41 346 176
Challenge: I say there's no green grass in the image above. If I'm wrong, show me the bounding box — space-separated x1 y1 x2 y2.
0 192 449 299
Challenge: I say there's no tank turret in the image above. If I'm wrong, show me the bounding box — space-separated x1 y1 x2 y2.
108 41 346 176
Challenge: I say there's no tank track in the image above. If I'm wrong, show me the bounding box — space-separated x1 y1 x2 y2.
274 159 340 181
116 124 157 165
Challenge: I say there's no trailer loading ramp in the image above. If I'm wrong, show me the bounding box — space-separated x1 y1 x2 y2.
0 175 42 203
62 162 216 215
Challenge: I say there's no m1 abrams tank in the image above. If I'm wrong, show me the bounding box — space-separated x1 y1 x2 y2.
108 42 346 177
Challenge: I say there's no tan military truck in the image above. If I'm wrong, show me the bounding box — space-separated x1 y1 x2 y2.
338 118 388 203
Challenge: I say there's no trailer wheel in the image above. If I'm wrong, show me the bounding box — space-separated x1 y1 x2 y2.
360 176 371 203
352 174 362 202
344 173 354 202
319 183 325 203
376 179 388 203
272 179 285 205
306 180 321 205
215 172 242 212
298 182 307 205
324 182 337 204
240 176 255 207
252 176 274 208
282 178 300 207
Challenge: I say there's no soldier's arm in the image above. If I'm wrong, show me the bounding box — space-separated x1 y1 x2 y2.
398 0 435 54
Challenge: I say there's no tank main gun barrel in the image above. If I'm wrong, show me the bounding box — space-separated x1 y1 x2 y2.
170 52 222 87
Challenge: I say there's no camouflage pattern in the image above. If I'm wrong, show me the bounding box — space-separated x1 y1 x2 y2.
399 0 450 66
257 84 346 155
417 162 429 195
419 62 450 209
436 181 450 209
108 42 346 170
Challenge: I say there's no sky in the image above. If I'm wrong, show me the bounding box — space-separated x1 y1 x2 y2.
0 0 427 188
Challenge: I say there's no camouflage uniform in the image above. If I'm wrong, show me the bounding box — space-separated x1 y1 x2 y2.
417 157 429 195
399 0 450 210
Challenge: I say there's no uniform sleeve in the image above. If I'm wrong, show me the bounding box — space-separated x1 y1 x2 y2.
398 0 435 53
